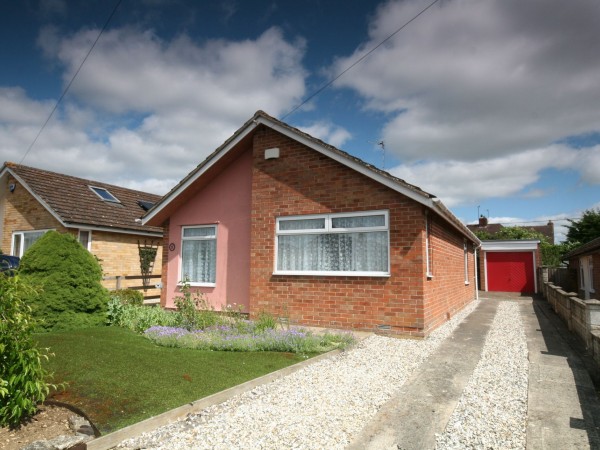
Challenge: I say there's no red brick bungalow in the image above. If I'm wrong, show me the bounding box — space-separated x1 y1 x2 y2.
144 111 480 336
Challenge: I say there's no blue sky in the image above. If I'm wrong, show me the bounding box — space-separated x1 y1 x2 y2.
1 0 600 242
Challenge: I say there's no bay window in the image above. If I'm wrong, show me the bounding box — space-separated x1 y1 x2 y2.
181 225 217 285
275 211 389 276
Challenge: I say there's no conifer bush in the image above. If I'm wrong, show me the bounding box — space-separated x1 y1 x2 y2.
19 231 109 331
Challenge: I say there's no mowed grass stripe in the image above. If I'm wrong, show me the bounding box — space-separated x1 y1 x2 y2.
36 327 307 433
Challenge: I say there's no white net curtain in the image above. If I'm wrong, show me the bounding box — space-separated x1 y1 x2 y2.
277 213 388 273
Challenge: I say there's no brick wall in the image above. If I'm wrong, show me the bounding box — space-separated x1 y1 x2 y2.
88 230 162 290
423 215 476 333
1 176 66 252
248 126 475 336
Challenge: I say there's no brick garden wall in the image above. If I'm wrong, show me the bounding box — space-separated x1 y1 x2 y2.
248 126 475 336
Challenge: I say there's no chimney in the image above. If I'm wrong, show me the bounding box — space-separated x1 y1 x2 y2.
478 215 488 227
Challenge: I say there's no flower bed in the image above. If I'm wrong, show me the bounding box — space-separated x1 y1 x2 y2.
144 324 355 353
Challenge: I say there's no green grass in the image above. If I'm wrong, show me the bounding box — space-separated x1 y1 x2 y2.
36 327 308 433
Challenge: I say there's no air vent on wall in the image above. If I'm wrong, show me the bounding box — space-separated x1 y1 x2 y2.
264 148 280 160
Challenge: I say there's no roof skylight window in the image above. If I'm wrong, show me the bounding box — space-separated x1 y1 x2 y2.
89 186 120 203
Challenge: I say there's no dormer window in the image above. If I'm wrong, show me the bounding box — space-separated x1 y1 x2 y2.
89 186 120 203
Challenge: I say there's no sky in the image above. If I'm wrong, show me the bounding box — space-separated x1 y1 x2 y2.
1 0 600 242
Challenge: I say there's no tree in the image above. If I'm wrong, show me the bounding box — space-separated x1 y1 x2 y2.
473 226 570 267
566 208 600 245
19 231 109 331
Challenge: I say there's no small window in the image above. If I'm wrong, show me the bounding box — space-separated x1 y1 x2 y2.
464 240 469 284
89 186 120 203
181 225 217 286
78 230 92 251
425 214 433 278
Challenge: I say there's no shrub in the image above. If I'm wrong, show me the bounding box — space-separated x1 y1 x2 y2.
111 289 144 306
0 276 56 427
18 231 109 331
255 311 278 332
174 280 224 331
107 302 179 333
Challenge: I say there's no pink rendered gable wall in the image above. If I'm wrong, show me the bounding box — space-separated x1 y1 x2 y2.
164 147 252 310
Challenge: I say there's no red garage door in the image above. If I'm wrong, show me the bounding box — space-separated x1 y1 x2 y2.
487 251 535 293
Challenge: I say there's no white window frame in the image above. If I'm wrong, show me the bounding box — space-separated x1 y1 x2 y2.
425 213 433 278
581 255 595 294
78 229 92 251
179 225 217 287
274 210 390 277
89 186 120 203
11 229 53 257
464 240 470 285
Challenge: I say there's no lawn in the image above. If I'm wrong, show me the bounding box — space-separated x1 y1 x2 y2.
36 327 309 433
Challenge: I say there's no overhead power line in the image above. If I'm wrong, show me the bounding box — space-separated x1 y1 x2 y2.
19 0 123 165
280 0 441 121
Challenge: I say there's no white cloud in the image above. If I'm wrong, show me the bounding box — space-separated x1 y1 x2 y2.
0 26 308 193
388 144 587 207
330 0 600 162
298 121 352 148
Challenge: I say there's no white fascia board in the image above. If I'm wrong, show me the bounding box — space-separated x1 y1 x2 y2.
258 117 435 208
66 223 162 238
6 169 69 228
481 240 540 251
142 122 259 225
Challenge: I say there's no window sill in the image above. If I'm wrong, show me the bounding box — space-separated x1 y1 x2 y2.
273 271 390 277
177 282 216 288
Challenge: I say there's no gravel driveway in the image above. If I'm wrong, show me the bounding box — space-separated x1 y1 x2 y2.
119 301 483 450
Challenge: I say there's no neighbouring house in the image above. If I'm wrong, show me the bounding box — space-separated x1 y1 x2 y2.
564 237 600 300
0 162 163 292
467 215 555 244
143 111 480 336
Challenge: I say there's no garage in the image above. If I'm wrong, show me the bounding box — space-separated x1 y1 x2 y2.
482 240 540 294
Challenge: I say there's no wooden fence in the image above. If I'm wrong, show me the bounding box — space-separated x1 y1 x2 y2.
103 274 162 305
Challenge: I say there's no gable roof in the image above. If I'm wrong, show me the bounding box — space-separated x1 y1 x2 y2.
564 236 600 259
143 110 479 244
1 162 163 236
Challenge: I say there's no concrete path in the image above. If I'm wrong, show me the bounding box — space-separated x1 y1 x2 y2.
525 296 600 449
349 295 600 450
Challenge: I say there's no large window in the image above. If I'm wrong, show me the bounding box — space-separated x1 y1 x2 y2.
275 211 389 276
11 230 50 257
181 225 217 285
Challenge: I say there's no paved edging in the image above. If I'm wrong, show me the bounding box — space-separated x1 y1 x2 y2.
85 348 343 450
